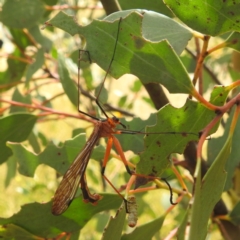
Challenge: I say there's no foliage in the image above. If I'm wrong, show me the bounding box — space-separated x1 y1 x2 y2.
0 0 240 239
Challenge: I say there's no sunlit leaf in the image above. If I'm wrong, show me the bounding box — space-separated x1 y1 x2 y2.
0 194 122 238
164 0 240 35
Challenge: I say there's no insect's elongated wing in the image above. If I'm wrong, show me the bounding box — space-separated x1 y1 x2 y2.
52 124 101 215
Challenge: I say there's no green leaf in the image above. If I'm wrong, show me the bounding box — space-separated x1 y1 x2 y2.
106 10 193 55
95 85 109 105
45 11 80 36
102 206 126 240
207 107 240 190
46 11 195 94
229 201 240 225
136 100 211 177
119 0 173 17
116 114 156 153
0 48 27 88
130 79 142 93
4 156 17 188
10 88 31 113
42 0 58 6
164 0 240 36
85 11 194 93
28 25 52 52
8 142 38 177
28 131 41 154
209 83 231 105
0 113 37 163
0 194 122 238
9 134 105 177
25 48 44 85
121 215 165 240
189 129 232 239
58 53 78 107
0 0 45 29
177 209 190 240
9 28 32 49
225 32 240 52
0 224 41 240
136 86 229 178
118 95 127 108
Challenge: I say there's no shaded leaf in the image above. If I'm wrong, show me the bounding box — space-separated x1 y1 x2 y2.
58 53 78 107
119 0 173 17
25 48 44 85
0 224 41 240
28 25 52 52
230 201 240 225
225 32 240 52
0 114 37 163
177 209 189 240
0 0 45 29
10 88 31 113
102 206 126 240
106 10 193 55
189 128 232 239
46 11 195 94
4 156 17 188
121 214 165 240
207 108 240 190
9 28 32 49
9 134 105 177
0 48 27 87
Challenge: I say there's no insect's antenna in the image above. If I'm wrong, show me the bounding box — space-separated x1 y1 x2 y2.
95 17 122 101
95 17 123 119
161 178 177 205
119 129 199 137
78 18 123 120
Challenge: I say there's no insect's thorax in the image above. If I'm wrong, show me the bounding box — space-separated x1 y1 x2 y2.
98 117 119 138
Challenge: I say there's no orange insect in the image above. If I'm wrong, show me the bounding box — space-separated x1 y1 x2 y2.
52 114 133 215
52 18 197 216
52 18 131 215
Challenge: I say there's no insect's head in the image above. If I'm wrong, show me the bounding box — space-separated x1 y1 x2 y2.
110 116 126 129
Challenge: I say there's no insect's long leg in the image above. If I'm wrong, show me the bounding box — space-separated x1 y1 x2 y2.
126 173 178 206
101 137 113 175
99 135 131 205
160 178 177 205
101 136 132 176
112 136 132 175
102 175 128 208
